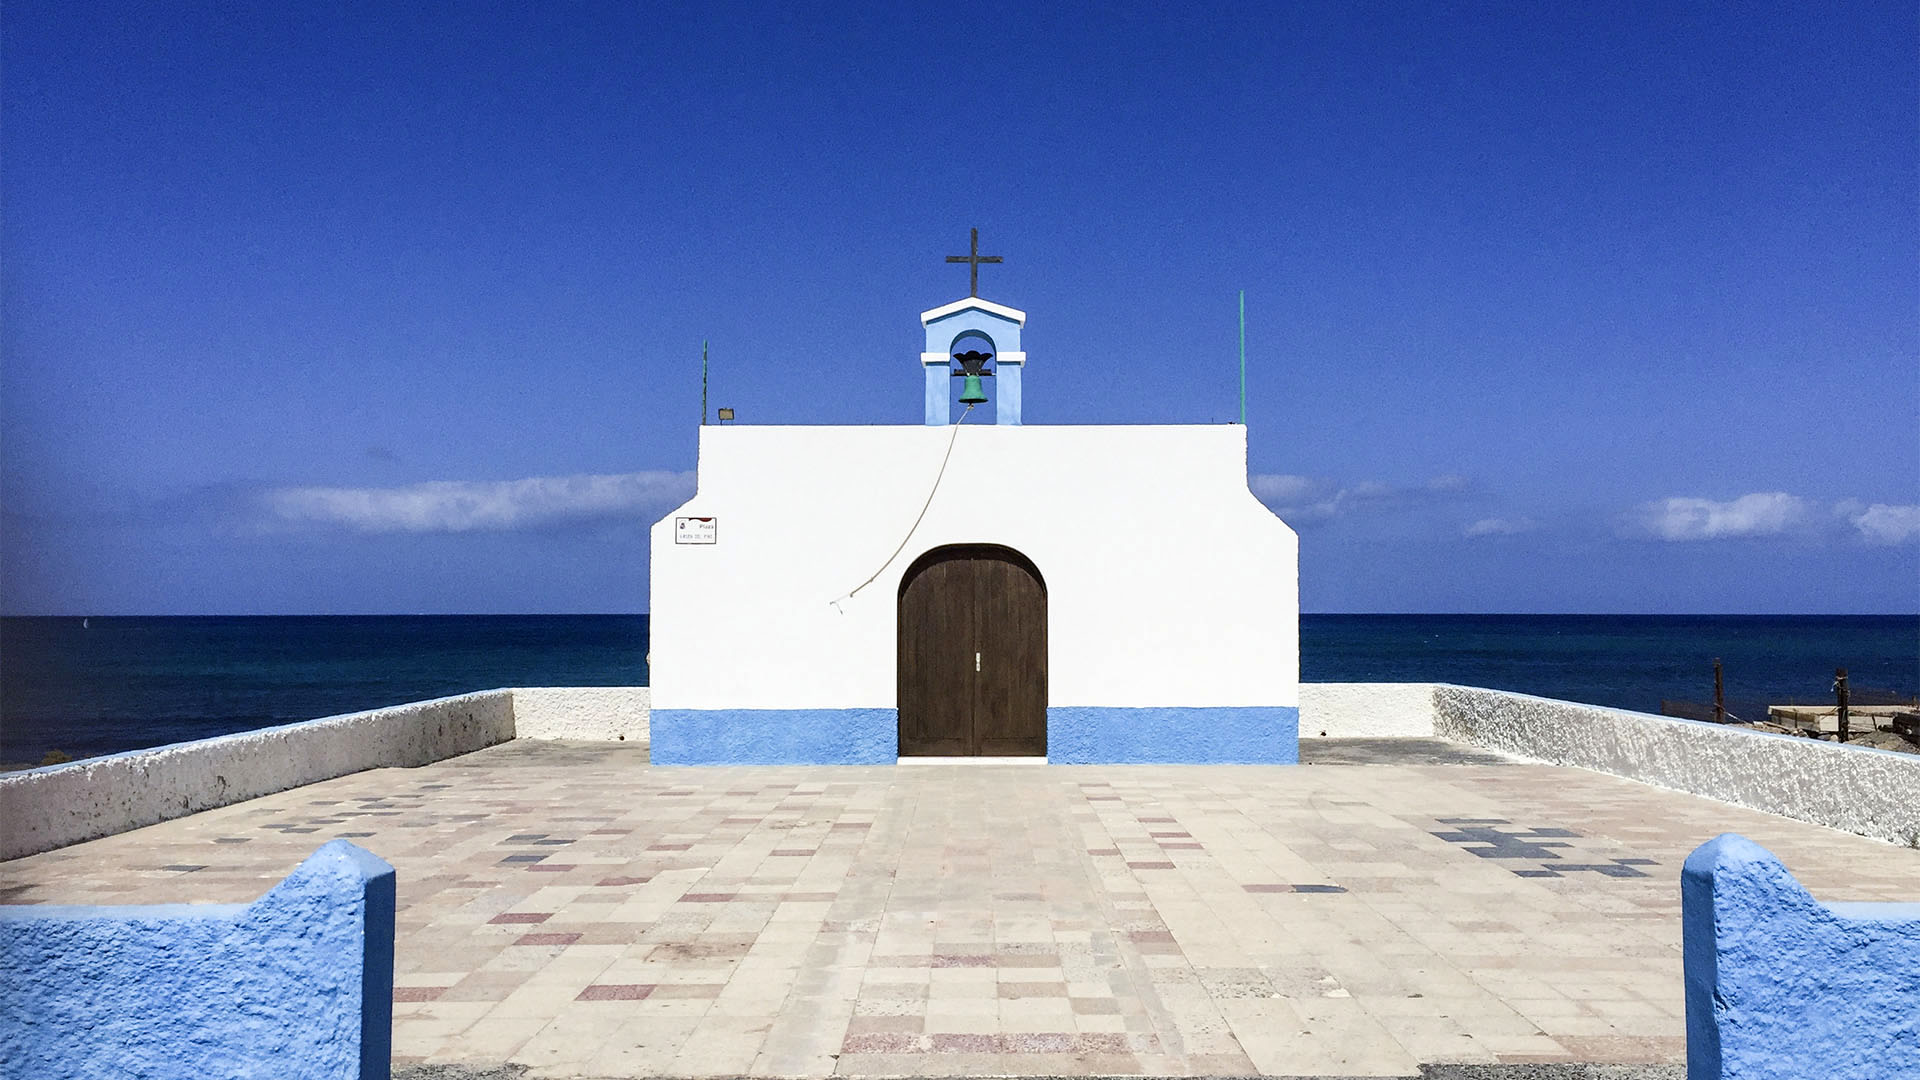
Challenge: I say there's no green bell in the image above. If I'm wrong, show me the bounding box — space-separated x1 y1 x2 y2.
958 372 988 405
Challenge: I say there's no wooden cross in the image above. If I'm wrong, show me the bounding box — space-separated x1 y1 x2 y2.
945 228 1002 297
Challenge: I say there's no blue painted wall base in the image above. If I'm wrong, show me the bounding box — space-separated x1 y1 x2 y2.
651 708 898 764
1682 833 1920 1080
1048 706 1298 764
0 839 396 1080
651 705 1299 764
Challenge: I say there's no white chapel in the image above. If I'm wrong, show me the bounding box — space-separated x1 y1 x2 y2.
648 237 1299 764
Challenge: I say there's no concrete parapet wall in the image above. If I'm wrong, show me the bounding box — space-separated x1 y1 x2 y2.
0 690 514 861
510 686 649 742
1435 684 1920 845
1300 682 1437 737
0 839 396 1080
1682 834 1920 1079
10 682 1916 859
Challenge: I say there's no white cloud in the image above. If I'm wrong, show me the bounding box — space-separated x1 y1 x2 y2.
264 471 694 534
1464 516 1538 538
1633 492 1809 541
1249 473 1471 524
1249 474 1316 503
1248 474 1349 523
1847 503 1920 546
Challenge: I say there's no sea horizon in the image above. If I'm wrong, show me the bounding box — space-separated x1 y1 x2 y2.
2 612 1914 765
6 609 1916 617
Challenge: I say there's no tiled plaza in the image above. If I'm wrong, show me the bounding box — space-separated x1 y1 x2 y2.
5 738 1917 1078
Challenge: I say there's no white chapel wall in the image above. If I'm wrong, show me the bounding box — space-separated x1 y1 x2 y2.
648 423 1298 712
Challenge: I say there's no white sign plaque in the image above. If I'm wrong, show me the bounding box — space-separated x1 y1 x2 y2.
674 517 717 545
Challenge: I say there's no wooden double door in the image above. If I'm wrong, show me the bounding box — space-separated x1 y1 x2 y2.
897 545 1047 757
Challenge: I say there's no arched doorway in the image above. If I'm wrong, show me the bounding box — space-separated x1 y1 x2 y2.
897 544 1047 757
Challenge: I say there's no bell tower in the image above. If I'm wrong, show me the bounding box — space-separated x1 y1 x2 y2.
922 230 1026 426
921 297 1026 426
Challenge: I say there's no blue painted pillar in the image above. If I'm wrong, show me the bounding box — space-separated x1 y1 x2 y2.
1682 833 1920 1080
0 840 396 1080
996 362 1022 425
923 359 948 426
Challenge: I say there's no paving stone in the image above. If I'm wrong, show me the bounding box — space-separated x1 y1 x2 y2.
7 737 1918 1077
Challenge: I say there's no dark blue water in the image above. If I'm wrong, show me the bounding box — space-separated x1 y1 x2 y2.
1 614 1913 763
0 615 648 764
1301 614 1917 724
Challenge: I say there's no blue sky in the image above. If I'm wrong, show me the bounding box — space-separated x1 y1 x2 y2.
3 2 1915 614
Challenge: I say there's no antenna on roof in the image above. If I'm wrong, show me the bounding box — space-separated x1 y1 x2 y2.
701 340 709 427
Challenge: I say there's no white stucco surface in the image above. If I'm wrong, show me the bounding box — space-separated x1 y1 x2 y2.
511 687 649 742
0 690 515 861
1299 682 1438 737
1434 684 1920 845
648 424 1300 711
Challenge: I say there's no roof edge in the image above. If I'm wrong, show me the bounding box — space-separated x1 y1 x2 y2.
920 297 1027 325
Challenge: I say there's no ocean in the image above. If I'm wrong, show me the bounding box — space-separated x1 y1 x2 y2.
0 614 1913 764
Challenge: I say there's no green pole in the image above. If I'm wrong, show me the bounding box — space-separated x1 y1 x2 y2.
701 340 709 426
1238 290 1246 426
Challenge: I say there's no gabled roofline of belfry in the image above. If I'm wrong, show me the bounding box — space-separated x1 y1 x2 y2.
920 297 1027 326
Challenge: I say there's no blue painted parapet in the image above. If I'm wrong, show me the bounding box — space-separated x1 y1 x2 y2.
0 840 396 1080
1682 834 1920 1080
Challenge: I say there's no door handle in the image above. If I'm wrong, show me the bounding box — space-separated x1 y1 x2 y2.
975 651 981 672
